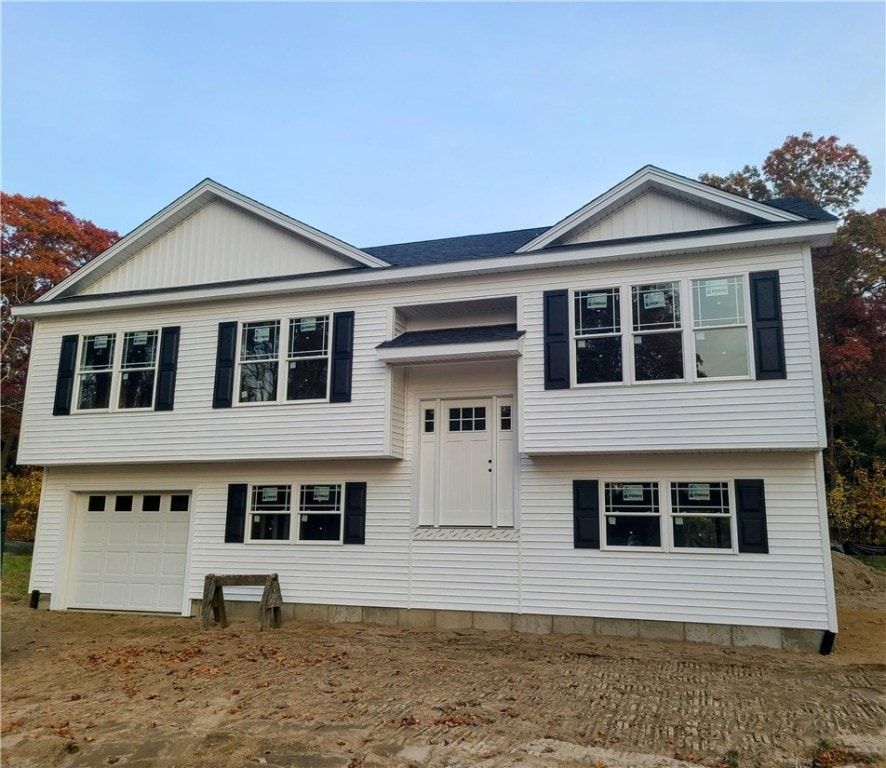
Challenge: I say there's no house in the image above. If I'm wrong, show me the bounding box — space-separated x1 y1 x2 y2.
14 166 841 651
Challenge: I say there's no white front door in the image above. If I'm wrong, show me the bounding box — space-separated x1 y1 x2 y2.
68 492 190 613
441 399 493 526
419 396 515 528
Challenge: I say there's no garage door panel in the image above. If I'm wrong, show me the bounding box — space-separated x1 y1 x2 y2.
133 552 158 576
108 522 133 545
81 521 108 546
130 583 157 609
105 551 131 576
136 522 161 546
69 492 190 614
161 552 186 577
164 520 189 545
101 581 128 606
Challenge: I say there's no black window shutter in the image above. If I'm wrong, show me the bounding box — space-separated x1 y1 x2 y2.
543 290 570 390
330 311 355 403
224 483 248 543
343 481 367 544
750 271 786 380
53 335 79 416
573 480 600 549
735 479 769 554
154 326 181 411
213 322 238 409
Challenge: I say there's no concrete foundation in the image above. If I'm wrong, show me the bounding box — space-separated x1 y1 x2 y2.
185 599 826 652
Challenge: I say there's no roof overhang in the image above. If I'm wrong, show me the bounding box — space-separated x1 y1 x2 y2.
13 219 837 320
377 337 524 365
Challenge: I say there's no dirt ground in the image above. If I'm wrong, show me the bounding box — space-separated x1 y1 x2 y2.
2 555 884 768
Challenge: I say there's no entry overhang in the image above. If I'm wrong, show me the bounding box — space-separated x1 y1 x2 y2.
376 324 525 365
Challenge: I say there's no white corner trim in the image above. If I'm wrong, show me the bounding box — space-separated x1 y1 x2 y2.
517 166 805 253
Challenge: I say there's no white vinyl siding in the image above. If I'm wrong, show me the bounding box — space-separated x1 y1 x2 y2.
564 190 743 245
19 246 820 465
29 451 833 630
78 200 358 295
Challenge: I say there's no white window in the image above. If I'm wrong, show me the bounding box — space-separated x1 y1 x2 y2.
603 482 662 548
297 484 342 541
247 483 343 543
600 480 736 552
571 275 754 386
670 482 733 549
574 288 622 384
237 316 330 404
76 330 159 411
248 484 291 540
691 277 750 378
632 282 684 381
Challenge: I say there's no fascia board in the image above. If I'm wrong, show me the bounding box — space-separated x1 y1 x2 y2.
13 220 837 320
377 338 524 364
38 180 387 303
517 166 804 253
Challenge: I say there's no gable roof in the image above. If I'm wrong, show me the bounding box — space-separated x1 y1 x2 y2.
516 165 809 252
39 178 389 302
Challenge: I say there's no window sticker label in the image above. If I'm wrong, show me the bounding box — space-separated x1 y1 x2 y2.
622 484 644 501
675 517 684 525
254 326 270 342
261 487 278 502
586 293 609 309
313 486 330 502
705 279 730 297
688 483 711 500
94 336 109 349
608 516 616 525
133 332 148 346
301 317 317 332
643 291 666 309
696 331 705 340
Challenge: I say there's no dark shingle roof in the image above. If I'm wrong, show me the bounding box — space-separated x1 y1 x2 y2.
362 227 549 267
376 324 524 349
763 198 838 221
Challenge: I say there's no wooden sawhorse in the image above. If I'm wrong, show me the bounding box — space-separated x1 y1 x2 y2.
200 573 283 630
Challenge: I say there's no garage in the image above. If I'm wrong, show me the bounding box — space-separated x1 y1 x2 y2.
67 492 190 613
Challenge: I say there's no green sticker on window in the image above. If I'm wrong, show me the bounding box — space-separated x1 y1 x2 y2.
313 486 330 502
586 293 609 309
622 484 644 501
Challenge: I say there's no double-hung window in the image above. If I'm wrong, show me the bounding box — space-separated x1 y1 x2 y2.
246 483 343 543
632 282 683 381
691 277 749 378
118 330 160 408
76 330 160 410
670 481 732 549
237 316 330 404
574 288 622 384
603 481 662 547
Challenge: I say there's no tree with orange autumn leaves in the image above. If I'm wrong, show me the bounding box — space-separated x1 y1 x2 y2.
702 133 885 543
1 193 119 472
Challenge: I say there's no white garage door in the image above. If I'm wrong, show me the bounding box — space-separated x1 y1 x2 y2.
68 492 190 613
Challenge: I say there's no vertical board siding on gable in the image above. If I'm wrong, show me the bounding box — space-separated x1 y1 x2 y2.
519 452 831 629
565 191 741 245
79 201 356 295
19 247 821 465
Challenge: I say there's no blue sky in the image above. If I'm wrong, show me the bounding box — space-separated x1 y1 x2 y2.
3 2 884 246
